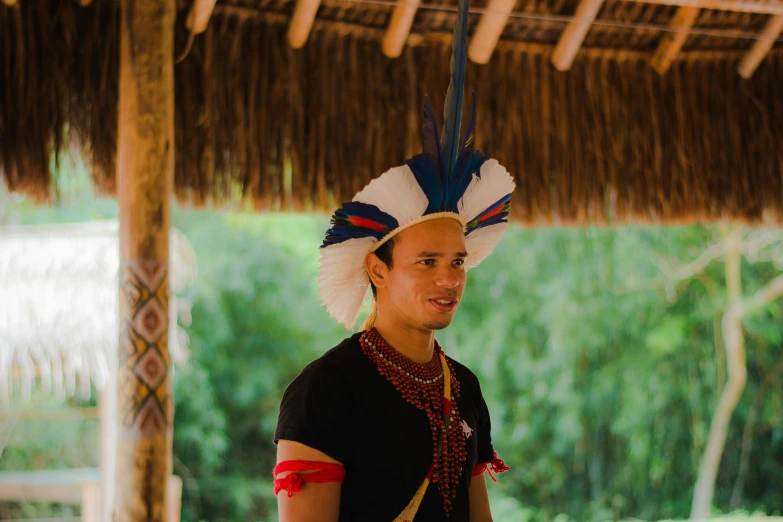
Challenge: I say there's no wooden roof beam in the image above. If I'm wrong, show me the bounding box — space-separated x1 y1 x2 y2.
382 0 421 58
468 0 517 64
552 0 605 71
620 0 783 16
288 0 322 49
650 6 700 74
738 14 783 78
186 0 217 34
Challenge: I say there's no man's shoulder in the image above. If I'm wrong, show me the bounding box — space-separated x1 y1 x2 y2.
296 332 366 379
444 353 479 382
443 352 485 399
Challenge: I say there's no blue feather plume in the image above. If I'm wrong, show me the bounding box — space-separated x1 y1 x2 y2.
322 202 399 247
440 0 469 182
407 0 489 215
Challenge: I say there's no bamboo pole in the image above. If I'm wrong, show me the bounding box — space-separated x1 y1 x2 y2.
0 408 99 421
620 0 783 15
100 368 118 522
738 14 783 78
650 6 700 74
551 0 605 71
468 0 517 64
115 0 175 521
288 0 322 48
382 0 421 58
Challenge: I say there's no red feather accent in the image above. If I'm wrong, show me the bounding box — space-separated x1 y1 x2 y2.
478 202 506 222
348 216 388 231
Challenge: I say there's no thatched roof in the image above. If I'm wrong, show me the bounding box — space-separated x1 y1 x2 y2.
1 0 782 225
0 221 197 406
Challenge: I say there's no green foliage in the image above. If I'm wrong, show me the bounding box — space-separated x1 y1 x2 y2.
169 210 346 522
2 183 782 522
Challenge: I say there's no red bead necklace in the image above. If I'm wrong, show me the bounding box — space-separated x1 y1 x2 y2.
360 328 467 516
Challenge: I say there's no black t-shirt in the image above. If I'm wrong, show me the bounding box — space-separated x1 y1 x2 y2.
274 332 497 522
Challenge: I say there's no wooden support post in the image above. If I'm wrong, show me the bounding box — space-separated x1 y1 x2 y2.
115 0 175 521
382 0 421 58
551 0 605 71
650 6 700 74
288 0 322 49
738 14 783 78
468 0 517 64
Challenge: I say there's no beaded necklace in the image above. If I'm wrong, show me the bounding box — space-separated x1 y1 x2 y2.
360 328 467 518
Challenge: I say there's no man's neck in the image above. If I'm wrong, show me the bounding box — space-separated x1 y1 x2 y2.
372 317 435 364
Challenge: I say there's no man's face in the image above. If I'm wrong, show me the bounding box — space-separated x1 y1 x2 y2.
376 218 467 332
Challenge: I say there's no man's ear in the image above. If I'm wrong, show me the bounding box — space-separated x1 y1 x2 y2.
366 252 390 289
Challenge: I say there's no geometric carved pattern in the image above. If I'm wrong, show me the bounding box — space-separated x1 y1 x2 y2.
118 259 172 438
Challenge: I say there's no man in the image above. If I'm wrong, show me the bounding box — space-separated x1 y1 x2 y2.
273 0 514 519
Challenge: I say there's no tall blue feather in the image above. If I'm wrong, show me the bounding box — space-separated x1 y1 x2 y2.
446 150 487 210
407 154 444 214
443 93 484 210
422 96 442 171
459 94 477 159
439 0 470 191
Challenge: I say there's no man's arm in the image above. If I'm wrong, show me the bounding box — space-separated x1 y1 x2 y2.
469 472 493 522
276 440 342 522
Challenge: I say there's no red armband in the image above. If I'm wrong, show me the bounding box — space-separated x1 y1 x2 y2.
273 460 346 497
472 450 510 483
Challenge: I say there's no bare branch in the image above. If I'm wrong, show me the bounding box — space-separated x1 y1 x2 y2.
742 228 783 266
653 240 726 282
733 273 783 318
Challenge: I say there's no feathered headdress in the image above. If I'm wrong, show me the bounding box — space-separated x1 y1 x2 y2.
318 0 515 330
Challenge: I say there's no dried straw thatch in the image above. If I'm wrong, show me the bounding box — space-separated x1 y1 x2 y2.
1 0 782 225
0 221 197 406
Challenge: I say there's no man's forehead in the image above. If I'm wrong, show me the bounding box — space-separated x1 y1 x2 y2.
394 220 466 254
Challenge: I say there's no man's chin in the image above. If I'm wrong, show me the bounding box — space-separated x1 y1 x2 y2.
423 318 454 331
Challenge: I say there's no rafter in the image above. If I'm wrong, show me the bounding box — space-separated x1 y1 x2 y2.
738 14 783 78
382 0 421 58
650 6 700 74
620 0 783 16
288 0 322 49
186 0 217 34
468 0 517 64
552 0 605 71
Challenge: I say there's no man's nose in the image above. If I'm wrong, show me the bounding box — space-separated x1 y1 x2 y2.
435 269 460 289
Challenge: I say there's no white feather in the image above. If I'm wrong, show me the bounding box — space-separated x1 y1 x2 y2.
464 223 508 271
353 165 429 226
317 237 376 330
458 159 515 223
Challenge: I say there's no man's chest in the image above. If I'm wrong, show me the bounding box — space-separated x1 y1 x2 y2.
347 377 481 475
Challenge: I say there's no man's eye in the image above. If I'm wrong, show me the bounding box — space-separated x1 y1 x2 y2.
420 259 435 266
453 259 465 267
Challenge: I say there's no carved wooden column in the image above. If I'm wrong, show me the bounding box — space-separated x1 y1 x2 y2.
115 0 175 520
